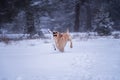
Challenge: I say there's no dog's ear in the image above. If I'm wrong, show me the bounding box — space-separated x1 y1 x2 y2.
66 28 69 33
48 29 52 34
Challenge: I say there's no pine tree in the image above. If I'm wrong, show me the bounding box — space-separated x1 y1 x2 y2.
94 5 114 36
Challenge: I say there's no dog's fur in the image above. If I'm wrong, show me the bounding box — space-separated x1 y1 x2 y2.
52 29 73 52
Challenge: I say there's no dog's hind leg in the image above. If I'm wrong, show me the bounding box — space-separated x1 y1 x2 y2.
70 41 73 48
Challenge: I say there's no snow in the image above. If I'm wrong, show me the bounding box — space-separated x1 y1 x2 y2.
0 33 120 80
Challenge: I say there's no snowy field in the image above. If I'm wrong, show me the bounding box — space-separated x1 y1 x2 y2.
0 33 120 80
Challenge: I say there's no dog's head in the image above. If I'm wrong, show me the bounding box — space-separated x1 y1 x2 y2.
53 31 59 37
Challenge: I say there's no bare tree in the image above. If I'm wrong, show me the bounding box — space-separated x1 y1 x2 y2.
74 0 81 32
74 0 86 32
24 0 35 38
86 0 92 31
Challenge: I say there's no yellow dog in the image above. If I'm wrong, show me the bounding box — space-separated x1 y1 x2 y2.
52 29 73 52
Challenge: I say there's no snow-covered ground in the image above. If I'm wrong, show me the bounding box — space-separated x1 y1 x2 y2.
0 33 120 80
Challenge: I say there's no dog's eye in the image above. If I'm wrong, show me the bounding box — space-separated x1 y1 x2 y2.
53 32 57 34
53 32 56 34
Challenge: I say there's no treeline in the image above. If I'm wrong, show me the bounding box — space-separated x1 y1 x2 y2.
0 0 120 36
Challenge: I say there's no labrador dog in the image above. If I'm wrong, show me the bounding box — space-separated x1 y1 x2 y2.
52 29 73 52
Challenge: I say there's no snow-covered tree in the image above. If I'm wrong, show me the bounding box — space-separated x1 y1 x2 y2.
94 5 114 36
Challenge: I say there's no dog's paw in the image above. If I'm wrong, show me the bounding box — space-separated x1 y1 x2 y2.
54 48 56 50
70 45 73 48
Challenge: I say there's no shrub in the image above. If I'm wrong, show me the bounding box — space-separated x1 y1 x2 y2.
96 26 111 36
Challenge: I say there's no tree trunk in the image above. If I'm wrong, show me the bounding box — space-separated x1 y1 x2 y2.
74 1 81 32
25 0 35 38
86 0 92 31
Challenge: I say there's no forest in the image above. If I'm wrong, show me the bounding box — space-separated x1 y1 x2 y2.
0 1 120 80
0 0 120 37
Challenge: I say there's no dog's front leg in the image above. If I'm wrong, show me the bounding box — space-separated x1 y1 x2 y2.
53 44 56 50
69 36 73 48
